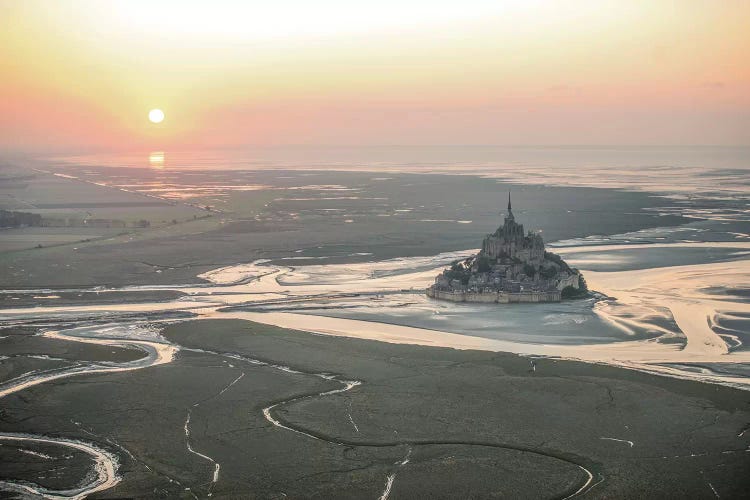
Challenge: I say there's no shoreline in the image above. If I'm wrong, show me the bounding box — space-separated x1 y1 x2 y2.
2 240 749 390
212 307 750 391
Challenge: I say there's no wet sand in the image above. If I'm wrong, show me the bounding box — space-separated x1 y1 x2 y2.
0 290 186 309
207 243 750 389
0 327 147 386
2 241 748 389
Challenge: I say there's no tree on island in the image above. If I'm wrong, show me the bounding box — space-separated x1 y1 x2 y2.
561 274 589 299
445 260 472 285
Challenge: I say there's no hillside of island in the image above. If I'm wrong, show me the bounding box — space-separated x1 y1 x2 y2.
427 194 587 303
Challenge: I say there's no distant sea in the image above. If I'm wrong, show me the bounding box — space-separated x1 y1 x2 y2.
52 145 750 197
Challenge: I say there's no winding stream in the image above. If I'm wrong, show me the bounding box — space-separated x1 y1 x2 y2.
0 433 119 500
0 325 176 498
185 346 600 499
0 323 599 499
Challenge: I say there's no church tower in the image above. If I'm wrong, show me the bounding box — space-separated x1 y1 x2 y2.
501 191 522 238
506 191 514 221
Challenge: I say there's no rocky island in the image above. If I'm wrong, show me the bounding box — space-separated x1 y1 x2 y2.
427 194 586 303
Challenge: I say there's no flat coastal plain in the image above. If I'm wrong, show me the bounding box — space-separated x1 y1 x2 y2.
3 319 748 499
2 151 750 499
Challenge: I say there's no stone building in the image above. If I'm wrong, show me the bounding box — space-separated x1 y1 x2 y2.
427 193 586 304
481 193 545 264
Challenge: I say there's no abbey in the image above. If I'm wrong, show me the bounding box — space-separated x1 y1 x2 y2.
427 194 586 303
482 194 545 264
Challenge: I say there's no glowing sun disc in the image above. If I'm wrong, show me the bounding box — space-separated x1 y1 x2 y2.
148 109 165 124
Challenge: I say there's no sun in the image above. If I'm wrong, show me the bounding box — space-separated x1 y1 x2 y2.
148 109 165 124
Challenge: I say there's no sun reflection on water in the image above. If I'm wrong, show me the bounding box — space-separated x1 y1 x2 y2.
149 151 165 169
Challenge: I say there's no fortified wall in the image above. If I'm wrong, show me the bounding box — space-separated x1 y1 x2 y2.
426 288 562 303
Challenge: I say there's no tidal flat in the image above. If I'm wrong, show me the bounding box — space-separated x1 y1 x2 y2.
2 319 748 498
2 151 749 498
0 326 146 384
0 165 691 288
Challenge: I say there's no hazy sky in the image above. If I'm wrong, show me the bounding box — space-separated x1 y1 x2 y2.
2 0 749 152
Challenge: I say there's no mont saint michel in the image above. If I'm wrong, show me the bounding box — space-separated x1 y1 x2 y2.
427 194 586 303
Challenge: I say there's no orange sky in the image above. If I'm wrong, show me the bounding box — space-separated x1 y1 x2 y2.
1 0 749 152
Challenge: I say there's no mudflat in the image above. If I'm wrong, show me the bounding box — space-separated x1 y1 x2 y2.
2 318 748 498
0 168 688 289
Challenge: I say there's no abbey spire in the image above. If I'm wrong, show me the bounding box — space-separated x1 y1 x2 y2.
505 191 523 224
505 191 515 223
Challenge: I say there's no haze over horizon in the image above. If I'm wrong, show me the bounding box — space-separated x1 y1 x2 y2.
2 0 749 153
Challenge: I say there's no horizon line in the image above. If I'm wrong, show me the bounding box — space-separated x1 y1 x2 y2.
3 143 750 158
